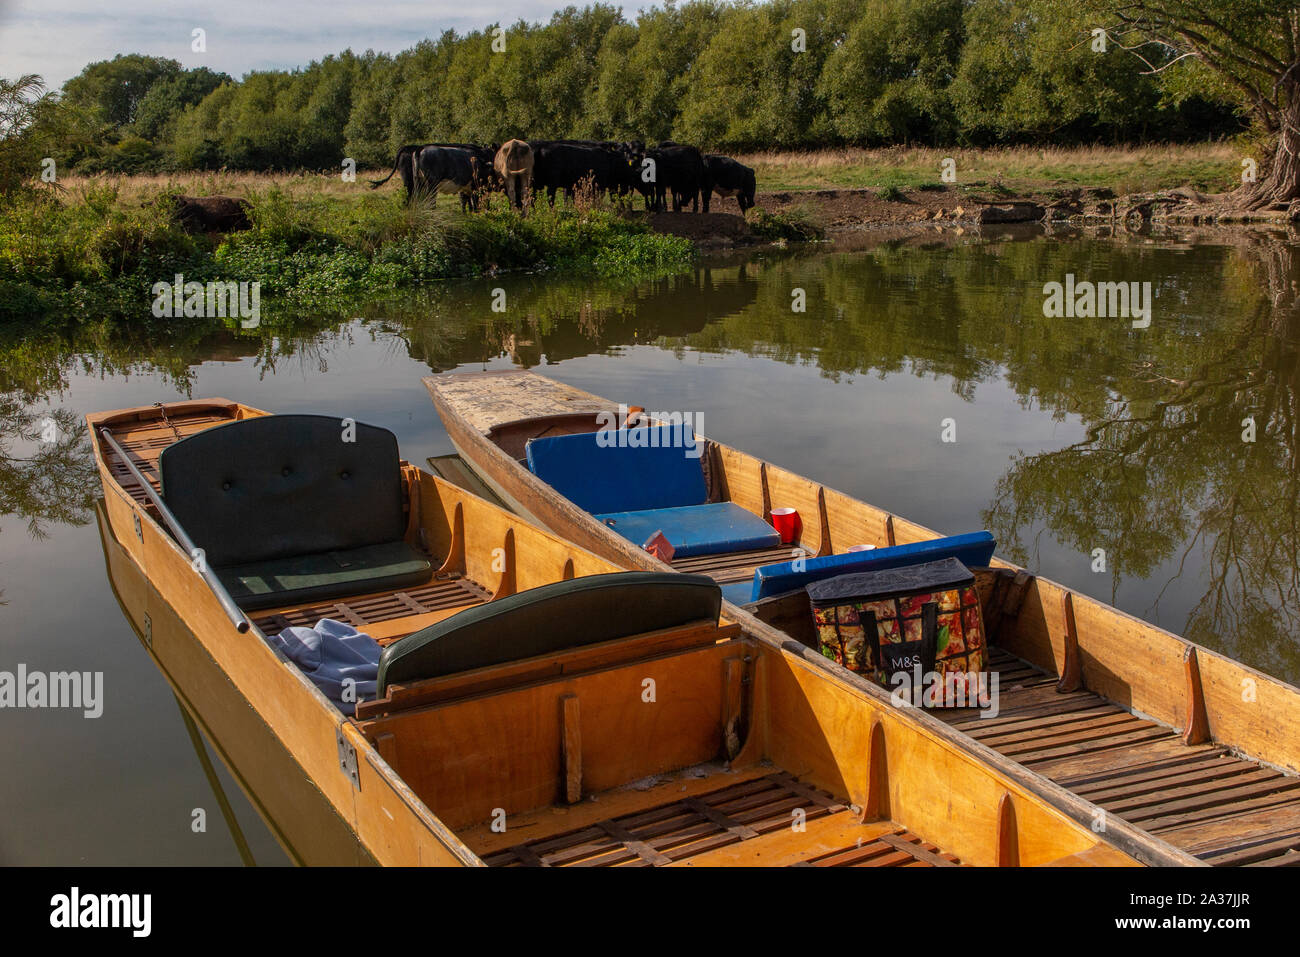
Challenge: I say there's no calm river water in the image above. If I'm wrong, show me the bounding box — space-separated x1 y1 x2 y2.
2 227 1298 863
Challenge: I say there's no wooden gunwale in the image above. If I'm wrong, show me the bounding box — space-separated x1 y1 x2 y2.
89 395 1141 867
426 369 1300 867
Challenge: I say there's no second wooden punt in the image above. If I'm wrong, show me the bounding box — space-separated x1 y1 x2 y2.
89 396 1139 866
426 368 1300 867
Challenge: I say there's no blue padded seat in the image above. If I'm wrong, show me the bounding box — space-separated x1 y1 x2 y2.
526 425 781 559
747 531 996 603
158 414 431 611
525 425 707 514
594 502 780 558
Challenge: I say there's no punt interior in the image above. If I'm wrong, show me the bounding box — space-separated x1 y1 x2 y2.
428 371 1300 868
90 399 1132 868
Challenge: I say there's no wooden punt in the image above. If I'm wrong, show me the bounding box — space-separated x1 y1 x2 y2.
89 397 1139 867
426 368 1300 868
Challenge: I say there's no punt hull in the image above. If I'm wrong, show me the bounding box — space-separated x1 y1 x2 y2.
96 501 375 865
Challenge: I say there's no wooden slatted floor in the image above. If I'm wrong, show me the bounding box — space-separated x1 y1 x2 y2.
252 577 490 640
936 649 1300 866
674 544 808 585
101 409 240 504
482 772 961 867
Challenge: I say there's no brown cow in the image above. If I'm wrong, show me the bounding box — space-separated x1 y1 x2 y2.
494 139 534 210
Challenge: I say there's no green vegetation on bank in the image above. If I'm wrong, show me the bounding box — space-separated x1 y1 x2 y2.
0 187 695 324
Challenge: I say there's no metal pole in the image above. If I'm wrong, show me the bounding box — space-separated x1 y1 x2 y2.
99 427 251 633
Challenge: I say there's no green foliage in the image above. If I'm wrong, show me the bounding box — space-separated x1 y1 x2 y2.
746 207 825 241
17 1 1247 175
819 0 965 145
61 54 181 128
133 67 230 140
0 186 695 323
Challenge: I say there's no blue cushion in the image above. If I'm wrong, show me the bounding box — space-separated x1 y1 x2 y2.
748 531 997 602
525 425 707 514
594 502 781 559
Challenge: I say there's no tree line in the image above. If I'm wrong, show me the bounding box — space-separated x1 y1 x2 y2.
37 0 1246 176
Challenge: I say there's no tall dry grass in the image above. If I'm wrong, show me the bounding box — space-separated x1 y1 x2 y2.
733 142 1241 194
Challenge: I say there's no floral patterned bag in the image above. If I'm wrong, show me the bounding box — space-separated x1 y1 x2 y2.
806 557 987 707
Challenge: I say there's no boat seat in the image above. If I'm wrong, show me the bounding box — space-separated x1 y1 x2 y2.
594 502 780 558
747 531 997 603
526 426 780 557
216 541 433 612
158 414 432 611
525 425 708 514
377 571 721 693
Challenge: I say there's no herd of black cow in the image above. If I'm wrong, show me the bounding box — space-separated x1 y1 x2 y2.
369 139 757 215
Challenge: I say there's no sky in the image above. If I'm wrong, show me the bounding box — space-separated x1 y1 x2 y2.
0 0 587 90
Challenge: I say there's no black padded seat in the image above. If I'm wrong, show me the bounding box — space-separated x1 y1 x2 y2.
158 414 431 611
377 572 721 693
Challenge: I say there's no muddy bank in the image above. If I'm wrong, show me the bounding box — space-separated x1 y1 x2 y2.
644 184 1299 246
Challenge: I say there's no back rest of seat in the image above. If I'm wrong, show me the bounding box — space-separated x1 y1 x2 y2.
159 414 407 567
377 571 721 693
750 531 997 602
525 425 707 514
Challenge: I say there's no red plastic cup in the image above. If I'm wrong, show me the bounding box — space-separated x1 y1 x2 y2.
642 529 676 563
770 507 802 545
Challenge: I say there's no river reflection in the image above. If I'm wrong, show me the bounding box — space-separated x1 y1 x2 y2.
2 227 1298 861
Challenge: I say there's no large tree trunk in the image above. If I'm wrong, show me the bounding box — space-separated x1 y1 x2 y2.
1233 75 1300 211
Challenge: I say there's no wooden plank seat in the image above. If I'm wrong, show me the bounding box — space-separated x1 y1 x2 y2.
155 414 432 611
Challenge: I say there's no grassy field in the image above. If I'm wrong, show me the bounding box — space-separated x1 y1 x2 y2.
734 143 1242 195
51 142 1245 202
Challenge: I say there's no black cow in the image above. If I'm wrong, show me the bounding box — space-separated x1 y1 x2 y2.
703 154 757 213
530 141 619 204
371 143 499 204
643 144 707 213
411 145 493 211
370 144 424 199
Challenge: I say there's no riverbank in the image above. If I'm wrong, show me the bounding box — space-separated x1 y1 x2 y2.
5 142 1283 323
0 186 695 323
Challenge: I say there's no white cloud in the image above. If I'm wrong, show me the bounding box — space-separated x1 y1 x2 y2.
0 0 574 88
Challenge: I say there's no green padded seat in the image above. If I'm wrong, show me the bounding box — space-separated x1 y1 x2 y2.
217 541 432 612
377 571 721 693
158 414 431 612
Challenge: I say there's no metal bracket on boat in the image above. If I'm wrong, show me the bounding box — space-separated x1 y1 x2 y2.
132 510 143 543
336 728 361 791
143 613 152 650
